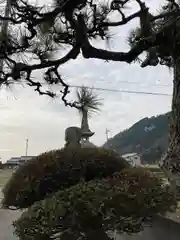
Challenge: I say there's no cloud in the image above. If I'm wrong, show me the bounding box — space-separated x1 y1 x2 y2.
0 0 172 162
0 149 12 152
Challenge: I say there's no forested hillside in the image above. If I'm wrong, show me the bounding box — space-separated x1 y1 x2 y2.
103 113 169 164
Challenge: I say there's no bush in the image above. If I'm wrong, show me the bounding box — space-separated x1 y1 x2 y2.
3 147 176 240
13 168 176 240
2 147 129 209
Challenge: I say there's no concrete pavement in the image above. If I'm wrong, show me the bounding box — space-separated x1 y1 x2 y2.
0 188 20 240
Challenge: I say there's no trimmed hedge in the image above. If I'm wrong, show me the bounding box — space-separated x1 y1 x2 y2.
13 168 176 240
2 147 129 209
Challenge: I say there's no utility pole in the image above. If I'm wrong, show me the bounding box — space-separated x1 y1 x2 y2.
105 128 110 142
0 0 11 75
25 138 29 156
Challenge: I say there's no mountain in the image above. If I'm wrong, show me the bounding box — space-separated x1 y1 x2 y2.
103 113 169 164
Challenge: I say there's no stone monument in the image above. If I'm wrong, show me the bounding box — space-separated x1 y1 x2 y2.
64 87 101 149
64 126 82 148
64 107 96 149
80 106 96 148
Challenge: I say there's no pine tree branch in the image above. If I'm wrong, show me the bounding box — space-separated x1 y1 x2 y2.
101 10 142 27
78 14 162 63
0 0 178 105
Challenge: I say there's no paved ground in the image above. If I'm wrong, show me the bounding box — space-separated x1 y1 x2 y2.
0 208 20 240
0 189 20 240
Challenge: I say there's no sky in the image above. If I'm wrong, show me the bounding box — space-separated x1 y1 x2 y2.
0 0 173 162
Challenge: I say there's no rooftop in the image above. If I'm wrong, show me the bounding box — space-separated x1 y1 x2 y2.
6 156 35 164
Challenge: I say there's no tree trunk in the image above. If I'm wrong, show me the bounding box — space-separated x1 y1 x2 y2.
160 56 180 198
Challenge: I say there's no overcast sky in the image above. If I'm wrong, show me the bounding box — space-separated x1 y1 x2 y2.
0 0 173 162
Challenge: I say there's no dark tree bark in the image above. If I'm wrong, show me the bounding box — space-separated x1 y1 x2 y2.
161 56 180 198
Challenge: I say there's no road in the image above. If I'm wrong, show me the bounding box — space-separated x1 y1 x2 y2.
0 208 20 240
0 188 20 240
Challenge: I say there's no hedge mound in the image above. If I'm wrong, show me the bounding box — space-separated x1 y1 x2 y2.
13 168 176 240
2 147 129 209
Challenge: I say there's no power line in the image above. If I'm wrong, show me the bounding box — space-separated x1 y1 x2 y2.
68 85 172 96
97 80 172 87
19 80 172 97
37 82 173 96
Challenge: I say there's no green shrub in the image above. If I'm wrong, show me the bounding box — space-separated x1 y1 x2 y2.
2 147 129 209
13 167 176 240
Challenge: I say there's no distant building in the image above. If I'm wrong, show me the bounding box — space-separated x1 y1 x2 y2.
6 157 20 167
5 156 35 168
122 152 141 166
18 156 34 164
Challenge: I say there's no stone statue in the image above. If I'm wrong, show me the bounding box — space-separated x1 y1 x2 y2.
64 91 98 148
64 126 82 148
64 107 96 149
